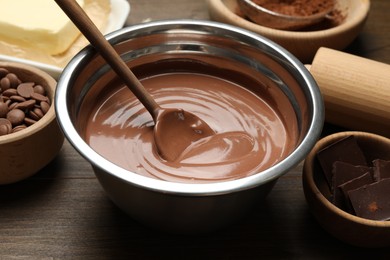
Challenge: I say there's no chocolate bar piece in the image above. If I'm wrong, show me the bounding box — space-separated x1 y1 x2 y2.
373 159 390 181
332 161 372 189
317 136 368 187
348 178 390 221
331 161 373 209
338 172 374 213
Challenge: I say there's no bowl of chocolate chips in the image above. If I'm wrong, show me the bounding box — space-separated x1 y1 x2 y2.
303 131 390 247
0 62 64 184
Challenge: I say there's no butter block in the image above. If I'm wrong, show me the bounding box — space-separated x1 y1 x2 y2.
0 0 85 55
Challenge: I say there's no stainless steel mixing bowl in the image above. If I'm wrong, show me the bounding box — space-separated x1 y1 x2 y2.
55 20 323 233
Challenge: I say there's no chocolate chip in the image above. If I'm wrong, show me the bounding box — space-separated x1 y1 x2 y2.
0 118 12 134
8 102 18 110
7 109 25 126
2 88 17 97
0 68 9 78
0 102 8 117
32 107 44 118
14 99 36 110
40 101 50 114
33 85 46 95
17 82 35 99
0 77 11 91
0 124 9 136
10 95 26 103
28 110 40 121
24 117 37 126
6 73 21 88
30 92 48 102
11 124 27 133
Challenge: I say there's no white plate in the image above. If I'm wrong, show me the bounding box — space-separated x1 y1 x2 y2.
0 0 130 79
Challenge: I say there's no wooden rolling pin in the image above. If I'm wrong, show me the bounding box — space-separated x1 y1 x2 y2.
309 47 390 137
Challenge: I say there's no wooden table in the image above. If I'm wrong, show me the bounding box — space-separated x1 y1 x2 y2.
1 0 389 258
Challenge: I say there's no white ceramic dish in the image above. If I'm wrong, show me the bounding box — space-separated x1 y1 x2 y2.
0 0 130 79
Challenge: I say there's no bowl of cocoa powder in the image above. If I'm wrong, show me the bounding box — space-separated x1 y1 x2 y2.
303 131 390 247
238 0 336 30
0 62 64 184
207 0 370 63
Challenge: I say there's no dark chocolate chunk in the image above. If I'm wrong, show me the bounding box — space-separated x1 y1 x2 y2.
331 161 373 209
317 135 368 187
373 159 390 181
337 172 374 213
348 178 390 221
331 161 372 190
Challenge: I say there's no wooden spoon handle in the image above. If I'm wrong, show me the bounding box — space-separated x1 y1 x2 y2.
310 47 390 137
55 0 160 119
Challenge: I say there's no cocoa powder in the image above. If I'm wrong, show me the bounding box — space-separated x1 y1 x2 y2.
252 0 335 17
238 0 345 31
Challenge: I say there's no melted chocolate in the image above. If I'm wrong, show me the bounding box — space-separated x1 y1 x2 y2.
83 65 298 183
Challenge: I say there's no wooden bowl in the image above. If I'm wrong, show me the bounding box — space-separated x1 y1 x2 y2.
207 0 370 63
302 131 390 247
0 62 64 184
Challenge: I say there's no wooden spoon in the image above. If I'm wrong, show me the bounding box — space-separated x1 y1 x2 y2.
55 0 215 161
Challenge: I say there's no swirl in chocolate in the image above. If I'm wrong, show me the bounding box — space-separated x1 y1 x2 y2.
85 72 297 183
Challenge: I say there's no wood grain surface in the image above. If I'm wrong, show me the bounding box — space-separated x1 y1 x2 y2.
1 0 390 258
